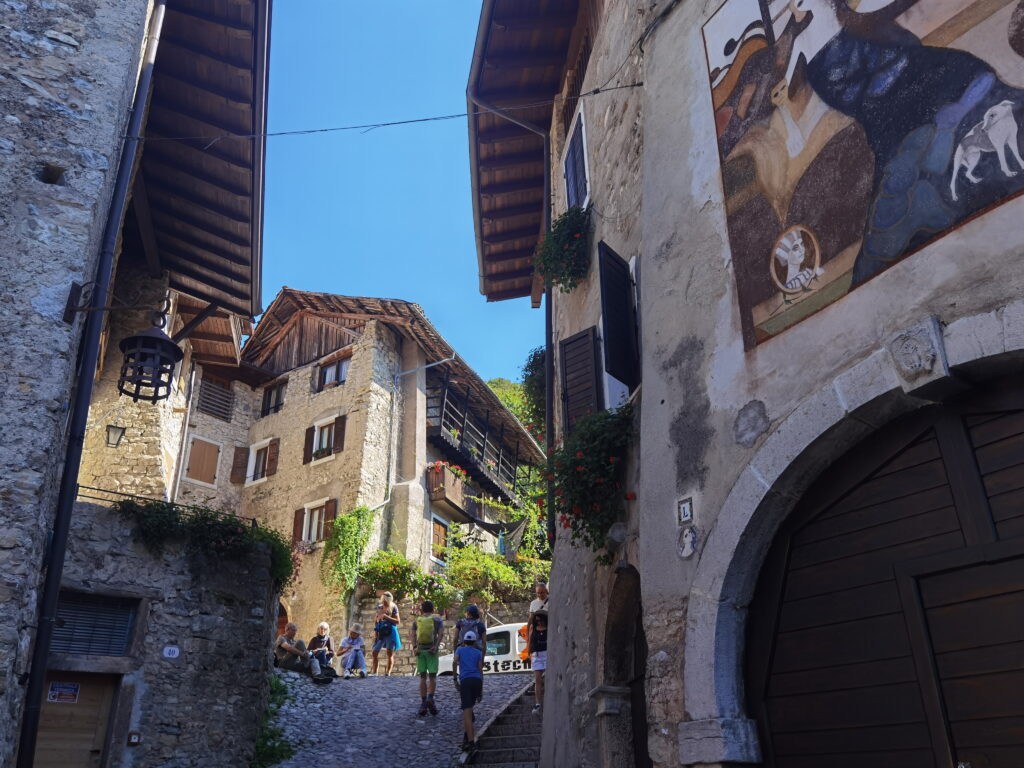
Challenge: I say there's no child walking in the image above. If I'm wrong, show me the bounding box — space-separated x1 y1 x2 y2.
338 623 367 678
530 612 547 714
452 630 484 751
411 600 444 716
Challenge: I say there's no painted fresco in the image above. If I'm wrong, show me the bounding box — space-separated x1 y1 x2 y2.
703 0 1024 347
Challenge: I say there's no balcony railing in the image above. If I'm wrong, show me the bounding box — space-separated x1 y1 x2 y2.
426 381 533 505
425 464 470 522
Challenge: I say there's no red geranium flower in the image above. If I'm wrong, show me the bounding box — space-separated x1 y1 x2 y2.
572 506 582 515
576 465 585 472
608 456 618 463
575 451 584 458
625 492 637 500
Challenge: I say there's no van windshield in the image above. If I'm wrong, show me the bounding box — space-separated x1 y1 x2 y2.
487 631 510 656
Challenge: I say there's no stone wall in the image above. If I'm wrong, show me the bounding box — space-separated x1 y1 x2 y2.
60 501 277 767
0 0 152 758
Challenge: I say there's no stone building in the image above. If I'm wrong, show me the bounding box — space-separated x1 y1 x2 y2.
0 0 271 763
466 1 1024 767
173 287 544 637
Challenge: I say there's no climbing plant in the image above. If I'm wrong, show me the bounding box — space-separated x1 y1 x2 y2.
320 505 374 596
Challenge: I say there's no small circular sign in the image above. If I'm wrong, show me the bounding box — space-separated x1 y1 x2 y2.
162 645 180 659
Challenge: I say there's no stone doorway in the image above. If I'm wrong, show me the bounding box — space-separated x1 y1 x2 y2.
276 601 289 638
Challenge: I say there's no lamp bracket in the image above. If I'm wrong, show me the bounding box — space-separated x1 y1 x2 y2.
63 282 168 327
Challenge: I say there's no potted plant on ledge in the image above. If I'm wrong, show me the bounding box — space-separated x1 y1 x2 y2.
534 206 591 293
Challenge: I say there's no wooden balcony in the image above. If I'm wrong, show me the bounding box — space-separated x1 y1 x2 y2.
426 464 471 523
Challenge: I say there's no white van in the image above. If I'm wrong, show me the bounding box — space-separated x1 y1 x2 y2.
437 622 531 676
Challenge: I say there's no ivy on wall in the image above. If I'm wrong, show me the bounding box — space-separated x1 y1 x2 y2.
320 505 374 596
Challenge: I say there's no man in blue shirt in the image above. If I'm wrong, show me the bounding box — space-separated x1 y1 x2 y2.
452 630 484 751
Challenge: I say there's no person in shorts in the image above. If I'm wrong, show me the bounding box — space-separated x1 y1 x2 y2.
370 591 401 676
411 600 444 716
530 612 548 714
452 630 484 751
454 604 487 701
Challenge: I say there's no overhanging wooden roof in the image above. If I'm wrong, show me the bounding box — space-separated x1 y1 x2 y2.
138 0 270 322
243 288 545 464
467 0 578 303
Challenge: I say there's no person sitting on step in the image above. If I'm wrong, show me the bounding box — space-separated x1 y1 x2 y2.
274 622 322 678
339 623 367 678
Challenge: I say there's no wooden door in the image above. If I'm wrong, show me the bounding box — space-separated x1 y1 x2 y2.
747 380 1024 768
35 671 117 768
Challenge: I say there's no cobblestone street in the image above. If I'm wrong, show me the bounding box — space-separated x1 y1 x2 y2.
270 670 532 767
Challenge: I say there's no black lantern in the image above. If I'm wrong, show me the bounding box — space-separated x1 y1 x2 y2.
105 424 126 447
117 327 183 403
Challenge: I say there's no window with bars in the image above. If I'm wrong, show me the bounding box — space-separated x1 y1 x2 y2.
260 381 286 417
197 375 234 421
318 358 350 391
51 591 137 657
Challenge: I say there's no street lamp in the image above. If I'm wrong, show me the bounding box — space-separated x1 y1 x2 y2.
117 326 183 403
105 424 126 448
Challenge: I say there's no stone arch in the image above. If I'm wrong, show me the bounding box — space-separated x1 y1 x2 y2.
679 304 1024 765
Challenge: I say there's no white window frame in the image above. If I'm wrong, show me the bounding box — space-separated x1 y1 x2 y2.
430 513 450 566
303 497 331 544
598 254 639 410
245 437 273 487
183 434 222 489
311 416 337 464
561 107 591 209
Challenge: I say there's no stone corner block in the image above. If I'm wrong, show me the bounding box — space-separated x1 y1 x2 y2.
887 316 958 398
678 717 761 765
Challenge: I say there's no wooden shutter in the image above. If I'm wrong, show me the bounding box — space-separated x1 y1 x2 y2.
565 118 588 208
333 415 346 454
292 509 305 544
51 591 137 656
265 438 280 476
599 242 639 389
560 327 602 435
185 438 219 485
302 426 315 464
322 499 338 541
230 446 249 484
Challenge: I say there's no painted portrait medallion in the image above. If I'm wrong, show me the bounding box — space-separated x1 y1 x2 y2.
702 0 1024 347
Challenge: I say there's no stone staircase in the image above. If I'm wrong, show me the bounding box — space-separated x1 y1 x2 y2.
466 685 542 767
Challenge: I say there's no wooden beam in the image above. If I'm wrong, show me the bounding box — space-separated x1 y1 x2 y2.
152 223 249 266
149 99 249 140
146 178 251 224
154 68 252 107
150 207 251 249
159 36 252 72
167 278 248 317
478 88 557 107
191 353 243 366
531 269 545 308
160 244 248 283
145 127 251 172
131 172 161 277
165 261 251 301
481 203 542 222
167 4 253 33
182 331 232 344
483 226 540 245
483 247 534 264
479 153 544 172
486 287 532 301
485 52 568 69
479 177 544 197
485 266 535 282
144 154 251 198
306 310 414 326
492 11 577 31
171 301 221 343
478 125 535 144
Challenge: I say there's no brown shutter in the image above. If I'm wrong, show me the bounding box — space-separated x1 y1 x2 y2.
265 438 280 476
333 415 346 454
292 509 305 544
303 426 315 464
322 499 338 541
230 446 249 484
186 439 220 485
559 326 602 435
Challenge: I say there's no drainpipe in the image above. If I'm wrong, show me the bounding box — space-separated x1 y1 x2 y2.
15 2 168 765
467 0 556 551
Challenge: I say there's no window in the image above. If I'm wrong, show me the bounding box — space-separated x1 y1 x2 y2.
431 516 449 562
260 381 286 417
598 241 640 406
197 375 234 421
184 437 220 487
51 591 137 657
244 438 279 485
486 631 510 657
318 358 350 391
559 326 602 435
292 499 337 544
304 415 346 464
563 111 590 209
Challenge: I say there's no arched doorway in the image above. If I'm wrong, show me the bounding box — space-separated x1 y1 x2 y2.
276 601 289 638
747 379 1024 767
601 565 652 768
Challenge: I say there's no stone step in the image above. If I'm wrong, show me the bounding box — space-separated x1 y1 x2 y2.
474 733 539 749
469 762 537 768
470 746 541 763
486 717 542 736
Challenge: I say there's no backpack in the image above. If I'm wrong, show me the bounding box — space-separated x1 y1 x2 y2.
415 615 436 646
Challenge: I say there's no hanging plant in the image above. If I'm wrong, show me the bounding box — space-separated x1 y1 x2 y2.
320 505 374 597
548 403 635 557
534 206 591 292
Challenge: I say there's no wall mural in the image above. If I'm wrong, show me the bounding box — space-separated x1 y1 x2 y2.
702 0 1024 347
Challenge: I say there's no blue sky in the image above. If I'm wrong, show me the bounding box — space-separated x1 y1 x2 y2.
262 2 543 383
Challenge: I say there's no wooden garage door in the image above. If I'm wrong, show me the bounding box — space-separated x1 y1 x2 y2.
747 382 1024 768
35 671 118 768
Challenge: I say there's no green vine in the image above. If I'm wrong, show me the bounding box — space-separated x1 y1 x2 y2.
549 403 635 556
534 206 590 292
113 499 294 591
320 505 374 596
521 347 546 444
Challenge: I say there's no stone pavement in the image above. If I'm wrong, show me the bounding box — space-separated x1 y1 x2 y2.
270 670 532 767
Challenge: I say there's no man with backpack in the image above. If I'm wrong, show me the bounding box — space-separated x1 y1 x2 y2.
411 600 444 716
454 604 487 701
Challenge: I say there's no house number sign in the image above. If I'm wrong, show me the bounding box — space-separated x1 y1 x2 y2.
162 645 180 659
